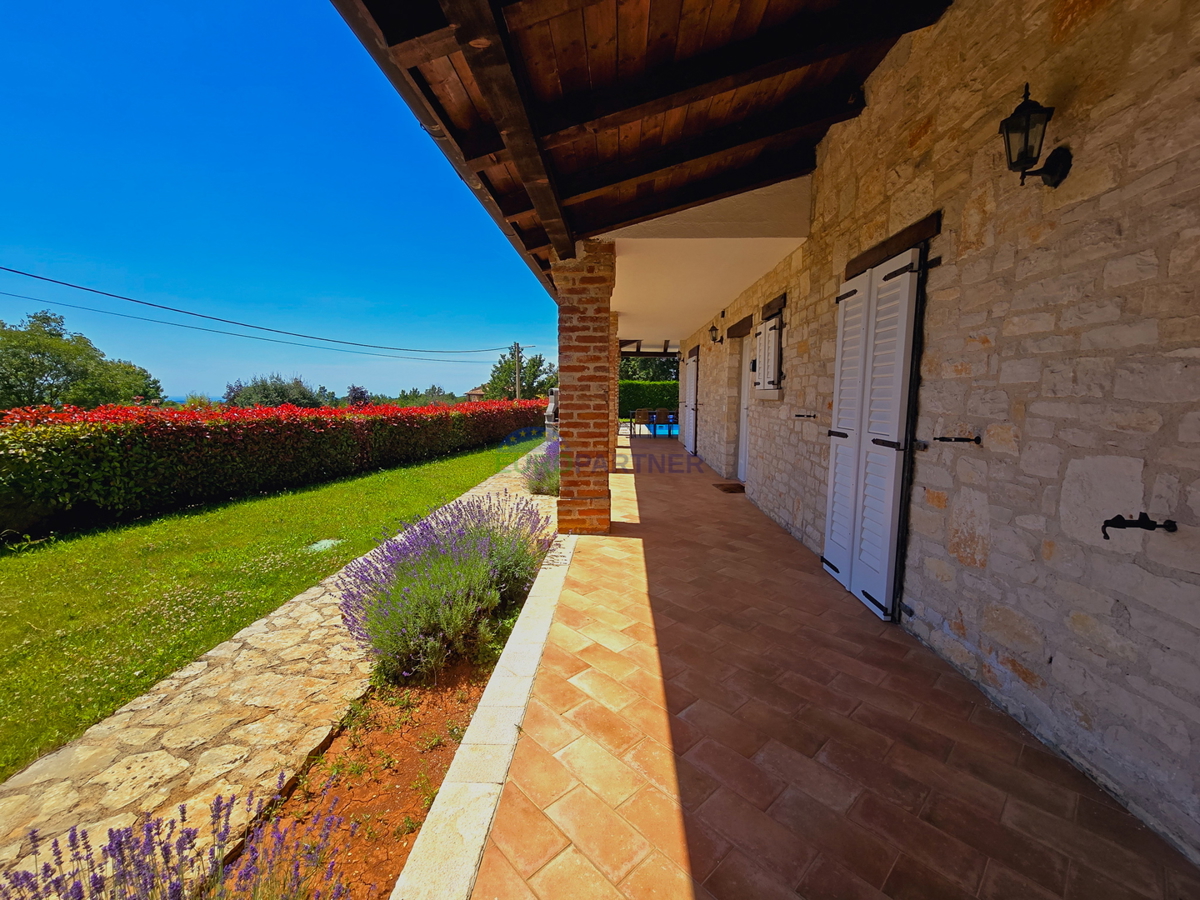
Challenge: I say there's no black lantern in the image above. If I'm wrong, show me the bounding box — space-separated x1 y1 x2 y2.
999 84 1071 187
709 324 721 344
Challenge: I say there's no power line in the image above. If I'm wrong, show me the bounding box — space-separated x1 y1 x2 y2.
0 291 496 365
0 265 508 354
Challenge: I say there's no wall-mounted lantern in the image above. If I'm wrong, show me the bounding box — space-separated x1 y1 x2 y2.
709 324 722 344
999 84 1072 187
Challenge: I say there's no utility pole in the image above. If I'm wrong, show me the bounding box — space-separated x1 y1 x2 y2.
512 341 522 401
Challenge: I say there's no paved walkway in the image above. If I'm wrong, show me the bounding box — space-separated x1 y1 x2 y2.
471 437 1199 900
0 450 555 873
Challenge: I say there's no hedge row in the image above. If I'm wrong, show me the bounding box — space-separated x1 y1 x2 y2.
618 381 679 417
0 401 547 531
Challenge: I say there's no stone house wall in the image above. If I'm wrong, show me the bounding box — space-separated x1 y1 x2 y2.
678 0 1200 858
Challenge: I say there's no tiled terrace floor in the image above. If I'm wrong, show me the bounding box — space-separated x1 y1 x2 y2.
471 438 1200 900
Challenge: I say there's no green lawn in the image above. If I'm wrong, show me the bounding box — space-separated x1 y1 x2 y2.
0 437 541 782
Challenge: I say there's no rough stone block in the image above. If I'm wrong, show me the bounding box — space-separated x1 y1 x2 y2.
1060 456 1145 551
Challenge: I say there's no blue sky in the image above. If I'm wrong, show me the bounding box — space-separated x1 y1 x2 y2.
0 2 556 398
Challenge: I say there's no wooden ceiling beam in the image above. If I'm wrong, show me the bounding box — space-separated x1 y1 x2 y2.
573 145 819 237
437 0 575 258
497 190 536 219
388 25 460 67
537 0 949 149
463 147 514 171
560 87 865 207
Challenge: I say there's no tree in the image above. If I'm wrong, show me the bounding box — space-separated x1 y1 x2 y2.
0 311 163 409
224 373 326 407
482 350 557 400
620 356 678 381
390 385 460 407
346 384 370 406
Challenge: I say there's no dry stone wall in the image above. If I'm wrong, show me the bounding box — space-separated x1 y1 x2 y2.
680 0 1200 858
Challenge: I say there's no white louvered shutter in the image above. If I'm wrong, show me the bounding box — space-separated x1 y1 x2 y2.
753 326 764 390
682 355 698 454
848 248 920 618
768 317 783 389
822 270 870 588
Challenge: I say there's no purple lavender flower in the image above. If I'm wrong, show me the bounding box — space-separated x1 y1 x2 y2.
338 492 554 680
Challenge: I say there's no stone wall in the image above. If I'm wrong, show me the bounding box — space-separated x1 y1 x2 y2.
679 0 1200 858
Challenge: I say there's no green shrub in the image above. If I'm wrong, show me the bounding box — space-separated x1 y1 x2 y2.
0 401 546 533
618 381 679 417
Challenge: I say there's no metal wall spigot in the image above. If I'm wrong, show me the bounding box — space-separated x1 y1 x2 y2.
1101 512 1178 540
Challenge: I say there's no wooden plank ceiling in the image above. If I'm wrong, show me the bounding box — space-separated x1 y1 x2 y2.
330 0 951 296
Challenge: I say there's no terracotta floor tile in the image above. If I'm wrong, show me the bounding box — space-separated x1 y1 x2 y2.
619 851 710 900
978 861 1062 900
798 855 889 900
921 792 1069 894
472 840 539 900
621 666 671 708
617 785 692 871
510 732 579 808
775 671 861 716
579 621 639 653
697 787 817 886
532 670 590 714
565 698 646 756
797 707 892 757
850 704 956 761
527 846 625 900
479 439 1198 900
812 740 928 814
684 738 784 810
947 744 1076 818
575 642 642 681
829 672 920 718
850 792 986 892
752 739 862 813
556 736 647 807
489 781 570 878
1001 799 1162 898
544 785 652 883
702 849 804 900
570 668 642 712
723 669 804 714
768 785 897 887
549 621 595 654
679 699 767 757
522 696 583 753
539 642 589 680
881 854 976 900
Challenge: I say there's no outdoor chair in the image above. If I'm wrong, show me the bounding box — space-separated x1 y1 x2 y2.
628 408 652 436
652 408 673 438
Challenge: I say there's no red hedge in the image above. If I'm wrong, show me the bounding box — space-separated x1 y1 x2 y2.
0 401 547 529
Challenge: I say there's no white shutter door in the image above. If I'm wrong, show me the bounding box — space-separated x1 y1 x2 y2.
753 327 765 390
682 355 698 453
822 271 870 588
849 248 920 618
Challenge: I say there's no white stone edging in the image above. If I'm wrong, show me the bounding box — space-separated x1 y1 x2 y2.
388 534 576 900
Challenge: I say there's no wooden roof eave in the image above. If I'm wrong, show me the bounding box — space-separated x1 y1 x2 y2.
328 0 559 298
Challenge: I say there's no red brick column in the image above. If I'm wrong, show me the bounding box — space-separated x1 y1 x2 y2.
609 311 620 471
552 240 615 534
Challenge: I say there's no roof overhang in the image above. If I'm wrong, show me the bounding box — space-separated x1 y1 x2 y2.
329 0 952 298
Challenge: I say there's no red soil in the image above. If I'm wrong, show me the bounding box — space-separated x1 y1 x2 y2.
275 660 489 899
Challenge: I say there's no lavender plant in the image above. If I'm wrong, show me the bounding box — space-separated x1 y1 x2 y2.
520 441 559 496
0 790 352 900
339 493 553 680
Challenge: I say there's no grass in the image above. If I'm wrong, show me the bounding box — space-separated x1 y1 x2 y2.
0 436 543 782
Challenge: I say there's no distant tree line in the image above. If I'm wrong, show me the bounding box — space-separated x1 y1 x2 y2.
0 310 563 410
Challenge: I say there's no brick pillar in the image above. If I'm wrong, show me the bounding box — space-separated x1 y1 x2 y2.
552 240 615 534
609 311 620 471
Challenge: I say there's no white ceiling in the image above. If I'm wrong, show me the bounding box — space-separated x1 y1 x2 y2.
599 178 810 344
